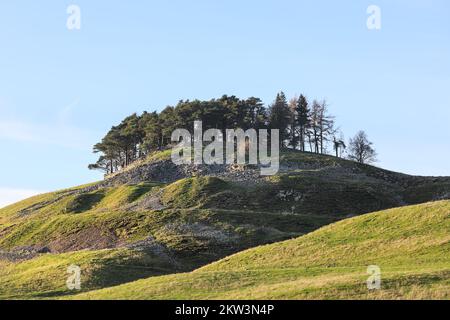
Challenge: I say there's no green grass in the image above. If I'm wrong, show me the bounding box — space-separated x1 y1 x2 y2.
0 182 340 299
0 248 178 299
70 201 450 300
105 149 173 179
98 183 162 208
1 150 449 300
161 176 230 208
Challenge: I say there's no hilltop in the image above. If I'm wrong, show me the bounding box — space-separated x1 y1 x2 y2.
0 150 449 299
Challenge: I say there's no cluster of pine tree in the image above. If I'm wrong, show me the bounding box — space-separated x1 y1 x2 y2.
89 92 373 174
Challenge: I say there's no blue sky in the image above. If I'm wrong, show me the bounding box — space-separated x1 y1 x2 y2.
0 0 449 207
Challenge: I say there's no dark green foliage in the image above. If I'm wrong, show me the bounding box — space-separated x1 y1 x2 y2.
294 94 310 151
89 95 272 174
88 93 374 174
269 92 292 147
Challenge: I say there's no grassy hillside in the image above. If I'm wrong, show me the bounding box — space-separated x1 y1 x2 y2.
72 201 450 300
0 248 177 299
1 151 449 299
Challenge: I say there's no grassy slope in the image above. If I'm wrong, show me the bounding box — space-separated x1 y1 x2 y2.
72 201 450 300
1 151 449 299
0 248 177 299
0 177 335 299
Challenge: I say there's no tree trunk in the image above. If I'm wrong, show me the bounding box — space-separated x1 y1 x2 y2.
299 125 304 151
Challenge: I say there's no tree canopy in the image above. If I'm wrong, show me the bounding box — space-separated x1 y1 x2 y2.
89 93 377 174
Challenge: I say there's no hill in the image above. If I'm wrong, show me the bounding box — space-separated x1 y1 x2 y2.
72 200 450 300
0 150 449 299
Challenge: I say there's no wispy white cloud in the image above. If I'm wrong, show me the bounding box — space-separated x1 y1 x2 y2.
0 99 100 150
0 119 96 150
0 188 45 209
57 99 80 125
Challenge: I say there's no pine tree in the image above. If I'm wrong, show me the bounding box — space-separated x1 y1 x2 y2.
295 94 310 152
141 111 162 152
269 92 292 148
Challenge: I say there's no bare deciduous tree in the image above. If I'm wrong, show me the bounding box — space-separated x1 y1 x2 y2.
310 100 335 154
348 131 377 164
